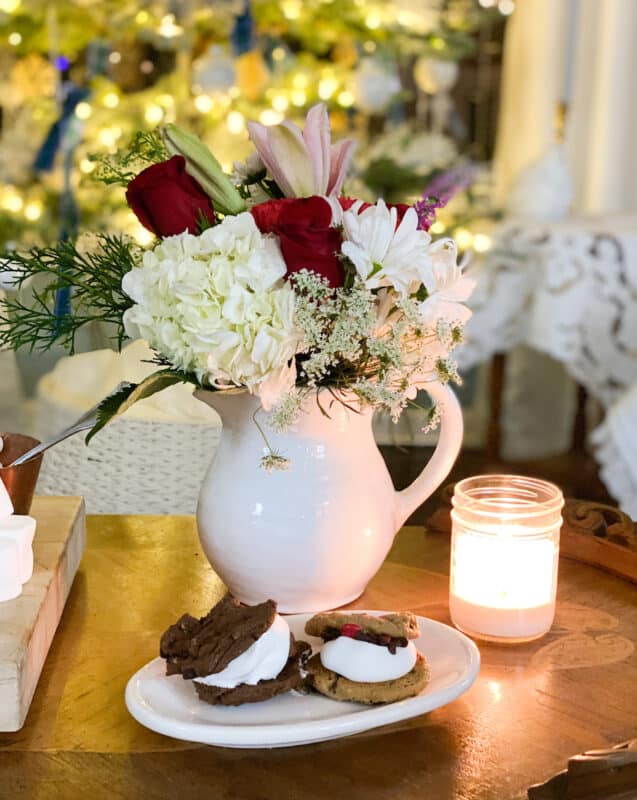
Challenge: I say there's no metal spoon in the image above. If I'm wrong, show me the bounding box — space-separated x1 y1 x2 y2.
0 382 128 469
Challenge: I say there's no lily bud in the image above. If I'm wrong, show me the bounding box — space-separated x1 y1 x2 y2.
162 124 246 217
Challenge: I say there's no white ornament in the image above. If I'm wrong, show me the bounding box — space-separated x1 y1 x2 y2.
414 57 459 95
353 58 401 113
507 144 573 220
193 45 236 94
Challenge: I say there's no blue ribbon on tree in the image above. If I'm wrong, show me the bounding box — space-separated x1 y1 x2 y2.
33 80 89 323
231 0 254 56
33 81 89 175
33 42 108 328
32 35 101 328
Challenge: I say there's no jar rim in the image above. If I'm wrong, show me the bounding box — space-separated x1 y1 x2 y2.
452 474 564 520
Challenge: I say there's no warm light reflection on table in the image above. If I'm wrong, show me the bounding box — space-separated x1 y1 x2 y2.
0 507 634 800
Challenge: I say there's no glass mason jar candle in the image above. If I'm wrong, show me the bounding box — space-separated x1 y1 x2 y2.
449 475 564 643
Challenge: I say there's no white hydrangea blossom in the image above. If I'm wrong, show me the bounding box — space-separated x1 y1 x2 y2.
340 200 433 295
122 213 299 407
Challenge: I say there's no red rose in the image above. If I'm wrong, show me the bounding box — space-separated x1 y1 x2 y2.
251 196 344 288
339 196 411 227
126 155 215 238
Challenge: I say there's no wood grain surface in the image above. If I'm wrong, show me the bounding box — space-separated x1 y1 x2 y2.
0 512 635 800
0 497 85 731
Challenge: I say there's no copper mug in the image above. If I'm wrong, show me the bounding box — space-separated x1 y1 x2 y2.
0 433 43 515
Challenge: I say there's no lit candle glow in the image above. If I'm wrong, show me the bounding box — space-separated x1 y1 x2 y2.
449 475 563 643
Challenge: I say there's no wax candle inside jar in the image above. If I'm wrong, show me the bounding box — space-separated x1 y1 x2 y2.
449 476 563 643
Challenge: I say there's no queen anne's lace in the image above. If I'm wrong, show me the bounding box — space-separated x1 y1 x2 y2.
264 263 469 432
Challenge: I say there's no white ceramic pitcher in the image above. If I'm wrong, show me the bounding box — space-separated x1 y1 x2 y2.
196 382 463 613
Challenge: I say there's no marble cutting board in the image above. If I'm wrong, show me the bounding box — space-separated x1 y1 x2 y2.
0 496 85 731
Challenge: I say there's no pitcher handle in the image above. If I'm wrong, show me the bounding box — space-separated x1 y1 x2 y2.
394 380 463 529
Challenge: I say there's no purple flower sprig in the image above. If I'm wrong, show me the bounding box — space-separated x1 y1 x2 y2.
414 163 478 231
414 195 447 231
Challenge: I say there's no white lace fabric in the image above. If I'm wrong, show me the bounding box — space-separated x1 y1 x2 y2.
459 216 637 512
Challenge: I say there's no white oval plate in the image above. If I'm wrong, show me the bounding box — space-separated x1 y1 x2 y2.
125 612 480 749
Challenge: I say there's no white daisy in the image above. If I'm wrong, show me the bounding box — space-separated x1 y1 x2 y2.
341 199 432 295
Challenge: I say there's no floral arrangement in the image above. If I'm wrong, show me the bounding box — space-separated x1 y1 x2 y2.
0 104 474 469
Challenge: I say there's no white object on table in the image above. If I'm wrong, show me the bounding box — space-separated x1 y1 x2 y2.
0 515 35 584
125 613 480 749
0 470 12 518
591 382 637 519
0 538 22 602
449 475 563 643
0 497 86 731
0 476 36 598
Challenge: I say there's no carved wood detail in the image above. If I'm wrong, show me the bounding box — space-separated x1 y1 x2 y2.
426 487 637 583
527 738 637 800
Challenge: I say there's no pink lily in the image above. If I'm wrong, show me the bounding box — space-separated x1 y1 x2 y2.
246 103 356 198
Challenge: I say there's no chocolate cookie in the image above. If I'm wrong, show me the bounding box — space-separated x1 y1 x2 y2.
160 594 277 679
195 639 311 706
305 610 420 641
306 651 429 704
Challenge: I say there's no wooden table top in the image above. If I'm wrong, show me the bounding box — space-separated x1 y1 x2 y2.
0 515 636 800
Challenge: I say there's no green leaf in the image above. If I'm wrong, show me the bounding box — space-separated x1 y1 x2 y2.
85 369 194 444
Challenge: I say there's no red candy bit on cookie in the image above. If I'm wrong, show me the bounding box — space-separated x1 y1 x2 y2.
340 624 362 638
